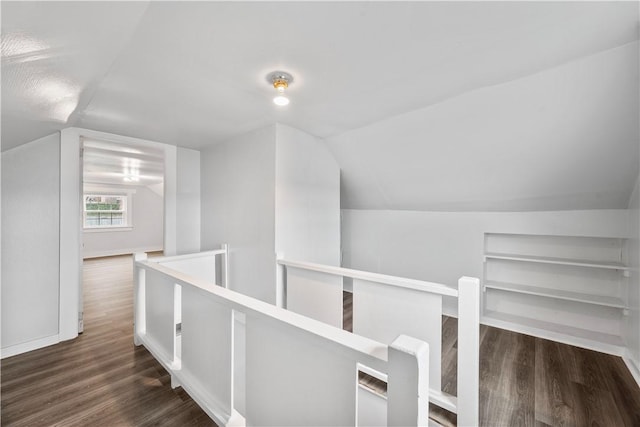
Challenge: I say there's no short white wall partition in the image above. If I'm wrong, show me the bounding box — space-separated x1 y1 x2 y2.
144 268 179 369
285 266 343 328
180 284 235 419
134 250 431 427
277 258 480 426
353 278 443 392
152 245 228 287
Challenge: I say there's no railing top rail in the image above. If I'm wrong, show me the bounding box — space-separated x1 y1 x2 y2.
151 249 226 264
136 259 388 369
277 258 458 297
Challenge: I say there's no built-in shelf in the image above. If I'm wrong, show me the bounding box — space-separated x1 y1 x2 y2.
484 281 627 309
483 310 625 351
483 233 628 355
484 253 628 271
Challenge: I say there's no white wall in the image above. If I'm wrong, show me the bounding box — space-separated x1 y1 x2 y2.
164 145 178 256
342 209 629 313
2 133 61 353
200 126 277 303
82 184 164 258
176 147 201 254
625 17 640 382
1 118 2 358
626 178 640 379
275 124 341 266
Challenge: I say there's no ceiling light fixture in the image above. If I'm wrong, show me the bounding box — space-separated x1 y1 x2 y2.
123 158 140 182
267 71 293 106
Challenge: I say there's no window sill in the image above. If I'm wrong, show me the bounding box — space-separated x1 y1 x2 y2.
83 226 133 233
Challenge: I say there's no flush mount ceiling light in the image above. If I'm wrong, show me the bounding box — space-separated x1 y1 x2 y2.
123 158 140 182
267 71 293 106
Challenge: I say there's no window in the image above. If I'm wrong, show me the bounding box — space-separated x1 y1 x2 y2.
84 194 128 228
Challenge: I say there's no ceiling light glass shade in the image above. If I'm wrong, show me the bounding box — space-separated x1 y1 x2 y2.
273 95 290 106
267 71 293 107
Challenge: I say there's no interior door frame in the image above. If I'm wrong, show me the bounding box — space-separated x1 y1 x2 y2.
59 127 176 341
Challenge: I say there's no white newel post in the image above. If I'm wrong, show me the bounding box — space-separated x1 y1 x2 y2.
457 276 480 426
133 252 148 346
387 335 430 426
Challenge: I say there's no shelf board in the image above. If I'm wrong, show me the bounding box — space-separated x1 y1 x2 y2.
483 310 624 351
484 253 628 270
484 281 627 309
484 232 626 240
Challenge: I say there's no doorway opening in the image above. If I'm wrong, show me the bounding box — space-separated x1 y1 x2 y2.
80 137 165 332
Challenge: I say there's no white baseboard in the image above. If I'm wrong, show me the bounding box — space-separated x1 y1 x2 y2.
83 245 163 259
623 352 640 388
1 334 60 359
481 314 625 357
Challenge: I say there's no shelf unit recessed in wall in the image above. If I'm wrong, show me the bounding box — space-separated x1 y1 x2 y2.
484 253 628 271
482 233 628 355
483 281 627 309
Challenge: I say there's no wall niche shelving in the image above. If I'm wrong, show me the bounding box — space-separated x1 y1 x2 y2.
482 233 628 354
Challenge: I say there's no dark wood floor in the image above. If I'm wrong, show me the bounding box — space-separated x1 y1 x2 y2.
3 255 640 426
345 292 640 427
1 255 215 427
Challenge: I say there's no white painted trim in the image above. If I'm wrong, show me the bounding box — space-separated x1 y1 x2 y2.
623 352 640 388
484 253 628 270
83 226 134 233
83 246 164 259
83 191 135 230
173 368 241 427
152 249 225 263
482 313 625 356
60 128 81 342
457 277 480 426
277 258 458 297
137 259 389 366
59 127 176 343
1 335 60 359
136 333 176 374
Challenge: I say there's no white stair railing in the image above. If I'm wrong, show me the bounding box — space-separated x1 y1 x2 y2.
276 258 480 426
134 250 431 426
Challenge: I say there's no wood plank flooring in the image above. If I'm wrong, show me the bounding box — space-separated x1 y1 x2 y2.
1 255 215 427
3 255 640 426
344 292 640 426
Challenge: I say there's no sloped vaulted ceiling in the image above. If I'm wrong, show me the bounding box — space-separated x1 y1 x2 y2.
2 1 639 211
327 42 639 211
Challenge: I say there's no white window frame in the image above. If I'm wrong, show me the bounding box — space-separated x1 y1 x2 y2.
83 192 134 231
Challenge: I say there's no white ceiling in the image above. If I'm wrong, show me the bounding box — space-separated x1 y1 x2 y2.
327 42 639 211
2 1 638 151
82 138 164 187
2 1 639 211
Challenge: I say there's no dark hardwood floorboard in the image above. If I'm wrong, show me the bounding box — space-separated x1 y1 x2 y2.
344 292 640 427
4 257 640 426
1 255 216 427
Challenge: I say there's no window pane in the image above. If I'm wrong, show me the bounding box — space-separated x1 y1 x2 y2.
83 194 128 228
85 212 100 227
111 213 123 225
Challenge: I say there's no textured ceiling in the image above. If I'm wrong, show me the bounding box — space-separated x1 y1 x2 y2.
2 1 638 151
2 1 639 211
